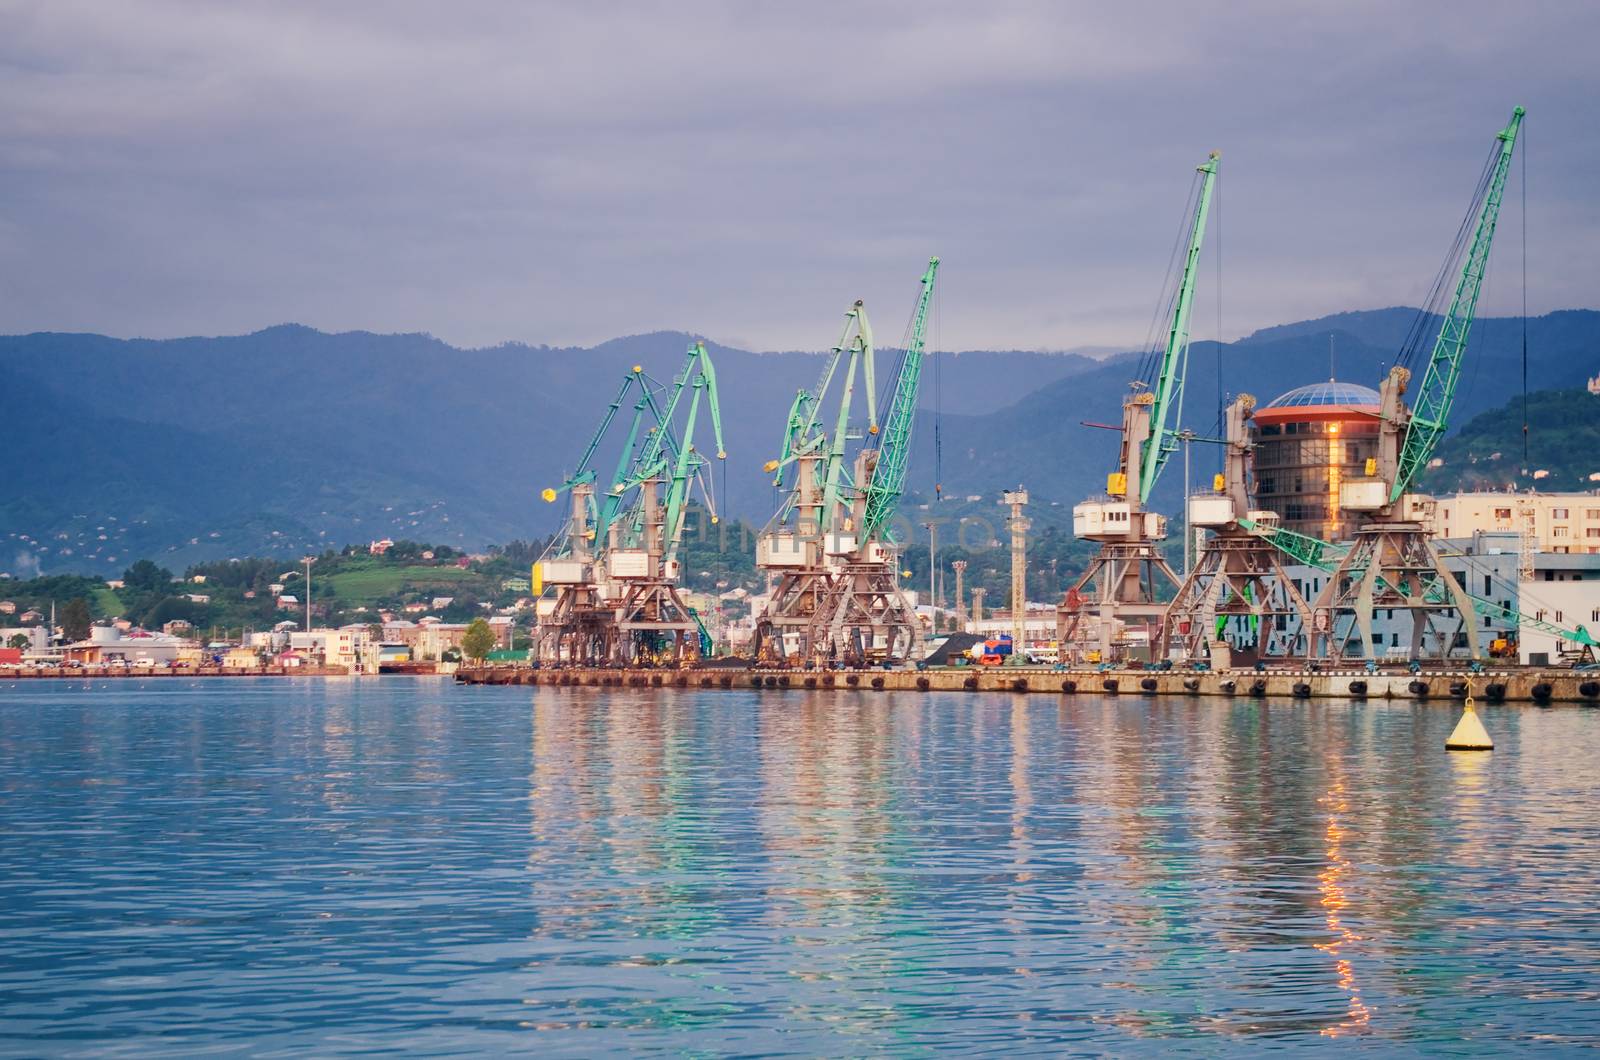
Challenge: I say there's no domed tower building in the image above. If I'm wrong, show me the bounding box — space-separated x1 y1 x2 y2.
1249 381 1381 543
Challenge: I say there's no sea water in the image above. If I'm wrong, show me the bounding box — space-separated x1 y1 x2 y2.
2 678 1598 1053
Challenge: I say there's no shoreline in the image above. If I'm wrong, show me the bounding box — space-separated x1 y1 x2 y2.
456 664 1600 705
2 666 442 680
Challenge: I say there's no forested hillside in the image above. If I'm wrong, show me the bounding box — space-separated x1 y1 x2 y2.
1420 387 1600 494
4 309 1597 575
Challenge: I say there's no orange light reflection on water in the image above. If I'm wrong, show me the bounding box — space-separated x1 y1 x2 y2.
1315 775 1371 1037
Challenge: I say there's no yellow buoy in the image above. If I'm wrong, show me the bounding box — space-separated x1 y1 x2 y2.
1446 686 1493 751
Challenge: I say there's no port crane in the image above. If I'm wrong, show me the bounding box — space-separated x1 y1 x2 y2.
752 297 879 662
1156 394 1314 665
532 364 660 665
754 258 939 665
606 342 726 664
1238 514 1597 662
1295 106 1524 661
1058 153 1218 664
533 342 725 665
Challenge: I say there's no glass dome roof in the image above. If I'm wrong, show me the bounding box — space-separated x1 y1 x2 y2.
1263 380 1380 409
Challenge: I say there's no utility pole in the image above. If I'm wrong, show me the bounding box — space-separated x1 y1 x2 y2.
951 560 968 632
923 522 938 615
1180 428 1196 575
302 556 316 633
1002 489 1029 656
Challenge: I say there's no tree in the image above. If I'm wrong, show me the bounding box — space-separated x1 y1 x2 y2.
144 597 203 629
461 618 495 661
123 559 173 594
6 633 28 651
61 598 93 642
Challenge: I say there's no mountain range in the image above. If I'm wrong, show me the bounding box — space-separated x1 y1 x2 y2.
3 308 1597 575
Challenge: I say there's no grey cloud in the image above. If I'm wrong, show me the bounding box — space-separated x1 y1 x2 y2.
0 1 1595 351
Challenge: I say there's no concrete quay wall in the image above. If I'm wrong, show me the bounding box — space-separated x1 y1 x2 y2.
457 665 1600 705
4 665 349 679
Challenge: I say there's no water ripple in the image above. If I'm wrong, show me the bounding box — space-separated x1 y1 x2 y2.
1 680 1598 1053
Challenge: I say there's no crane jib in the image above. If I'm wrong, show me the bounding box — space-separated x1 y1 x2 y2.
860 257 939 543
1137 152 1219 506
1391 106 1523 502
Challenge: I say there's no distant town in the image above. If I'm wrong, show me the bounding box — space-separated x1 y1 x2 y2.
5 483 1599 674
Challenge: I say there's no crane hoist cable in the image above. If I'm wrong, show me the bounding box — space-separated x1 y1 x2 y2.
1390 106 1522 501
1396 146 1500 374
1521 123 1530 467
932 276 943 503
1135 171 1204 389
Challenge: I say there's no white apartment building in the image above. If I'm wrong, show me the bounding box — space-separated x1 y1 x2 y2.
288 627 374 670
1427 492 1600 554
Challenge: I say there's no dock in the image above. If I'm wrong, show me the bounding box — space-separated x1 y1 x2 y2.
455 665 1600 705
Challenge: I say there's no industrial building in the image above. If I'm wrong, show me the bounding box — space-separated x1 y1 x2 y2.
1249 380 1381 541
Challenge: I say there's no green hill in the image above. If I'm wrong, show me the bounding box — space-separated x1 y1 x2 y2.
1421 387 1600 493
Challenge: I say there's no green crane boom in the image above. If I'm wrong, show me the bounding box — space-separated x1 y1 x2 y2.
1138 152 1219 505
860 257 938 542
542 365 667 553
543 368 644 503
612 341 726 558
1392 106 1523 501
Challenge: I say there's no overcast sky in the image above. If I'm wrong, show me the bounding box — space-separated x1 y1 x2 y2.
1 1 1594 352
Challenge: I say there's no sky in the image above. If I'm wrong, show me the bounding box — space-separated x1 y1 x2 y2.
1 1 1595 353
